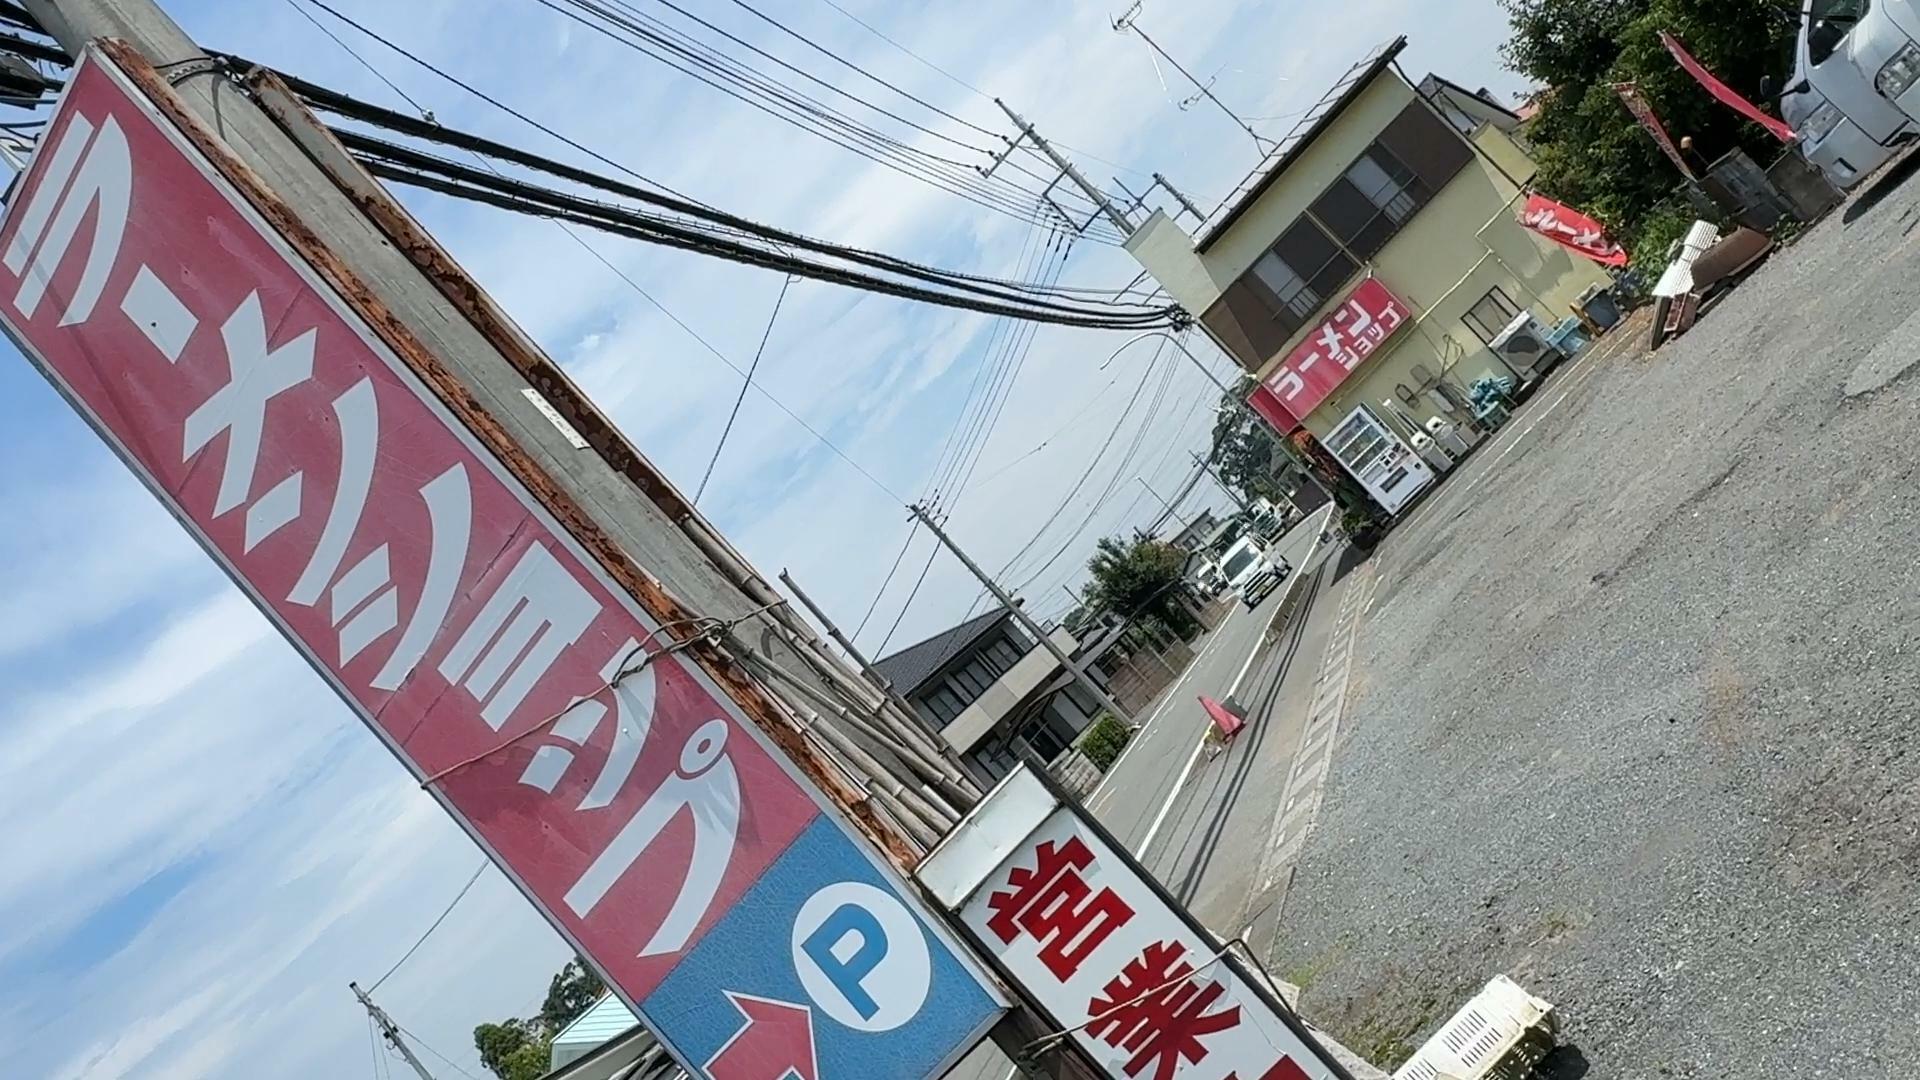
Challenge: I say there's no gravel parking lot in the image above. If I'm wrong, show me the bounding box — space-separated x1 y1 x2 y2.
1271 161 1920 1078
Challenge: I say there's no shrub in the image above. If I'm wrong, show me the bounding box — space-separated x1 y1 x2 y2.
1080 714 1133 771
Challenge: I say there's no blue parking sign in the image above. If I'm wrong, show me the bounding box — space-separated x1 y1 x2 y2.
645 817 1003 1078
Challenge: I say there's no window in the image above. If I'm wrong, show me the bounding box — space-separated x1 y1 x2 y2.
1810 0 1869 65
1377 100 1475 192
1462 286 1521 344
1309 147 1427 261
987 638 1023 674
924 687 966 725
948 664 987 701
1249 218 1358 332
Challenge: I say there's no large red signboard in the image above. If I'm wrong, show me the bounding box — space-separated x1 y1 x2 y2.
0 49 999 1077
1246 277 1408 432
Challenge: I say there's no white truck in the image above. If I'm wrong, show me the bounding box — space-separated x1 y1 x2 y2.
1217 535 1292 609
1774 0 1915 189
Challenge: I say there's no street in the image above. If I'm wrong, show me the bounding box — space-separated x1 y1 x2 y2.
941 504 1334 1080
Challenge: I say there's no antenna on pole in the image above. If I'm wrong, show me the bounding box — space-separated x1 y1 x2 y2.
1111 3 1279 154
352 982 438 1080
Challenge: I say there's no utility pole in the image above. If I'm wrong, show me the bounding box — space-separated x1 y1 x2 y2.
1192 450 1251 513
909 505 1135 728
994 98 1137 237
351 983 436 1080
1135 475 1189 531
1153 171 1205 223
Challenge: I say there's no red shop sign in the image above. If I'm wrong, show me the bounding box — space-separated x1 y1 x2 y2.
1247 278 1409 430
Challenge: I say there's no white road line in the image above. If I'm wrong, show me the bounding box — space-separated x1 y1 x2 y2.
1131 511 1333 856
1087 598 1249 807
1134 728 1212 857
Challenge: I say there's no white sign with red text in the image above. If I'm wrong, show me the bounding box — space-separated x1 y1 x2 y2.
938 772 1339 1080
0 48 1000 1078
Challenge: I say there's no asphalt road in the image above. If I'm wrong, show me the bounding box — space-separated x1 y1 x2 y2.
1272 159 1920 1076
941 505 1332 1080
1081 506 1334 852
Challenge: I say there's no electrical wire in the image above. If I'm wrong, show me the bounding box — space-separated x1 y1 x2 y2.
366 1014 386 1080
267 13 913 510
533 0 1115 237
352 148 1174 328
263 67 1145 302
395 1023 486 1080
694 272 792 504
959 370 1124 497
368 861 488 992
851 216 1048 647
806 0 1165 184
1007 352 1182 592
278 0 429 118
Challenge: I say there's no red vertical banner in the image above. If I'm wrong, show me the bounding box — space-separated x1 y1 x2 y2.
1660 31 1796 143
1613 81 1697 179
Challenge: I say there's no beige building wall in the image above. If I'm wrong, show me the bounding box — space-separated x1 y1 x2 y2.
1127 74 1613 440
1294 124 1611 438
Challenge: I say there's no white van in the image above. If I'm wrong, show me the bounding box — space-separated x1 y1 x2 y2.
1853 0 1920 127
1216 535 1270 592
1779 0 1914 188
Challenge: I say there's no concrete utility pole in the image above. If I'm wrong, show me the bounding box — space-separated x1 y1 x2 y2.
1153 171 1205 222
1135 475 1189 531
908 504 1134 728
351 983 436 1080
1193 450 1252 513
994 98 1138 237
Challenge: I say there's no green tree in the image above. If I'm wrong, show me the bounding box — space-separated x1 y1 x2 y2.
474 957 606 1080
1209 379 1289 507
1084 536 1199 640
539 959 606 1036
474 1019 541 1079
1502 0 1797 260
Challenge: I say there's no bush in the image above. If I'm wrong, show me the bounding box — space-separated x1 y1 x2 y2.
1080 714 1133 771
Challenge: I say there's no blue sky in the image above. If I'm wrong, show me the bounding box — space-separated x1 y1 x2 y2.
0 1 1524 1076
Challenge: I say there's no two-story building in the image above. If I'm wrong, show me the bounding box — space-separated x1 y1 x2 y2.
873 609 1104 785
1127 38 1612 515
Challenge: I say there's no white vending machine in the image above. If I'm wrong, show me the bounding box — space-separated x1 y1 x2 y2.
1326 405 1434 515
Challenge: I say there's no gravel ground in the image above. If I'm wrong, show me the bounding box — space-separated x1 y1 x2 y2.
1270 161 1920 1079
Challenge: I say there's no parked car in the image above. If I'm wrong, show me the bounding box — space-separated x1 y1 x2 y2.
1774 0 1915 189
1238 559 1291 609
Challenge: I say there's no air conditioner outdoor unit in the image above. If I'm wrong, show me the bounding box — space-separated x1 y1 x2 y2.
1488 312 1561 382
1391 975 1557 1080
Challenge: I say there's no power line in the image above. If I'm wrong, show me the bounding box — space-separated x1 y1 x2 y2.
277 0 428 118
531 0 1108 236
270 67 1143 302
395 1023 487 1080
694 272 793 505
369 862 487 993
350 143 1172 328
806 0 1165 185
854 216 1052 649
721 0 1001 139
273 15 912 509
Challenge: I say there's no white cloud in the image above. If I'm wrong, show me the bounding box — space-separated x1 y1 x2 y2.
0 0 1524 1075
